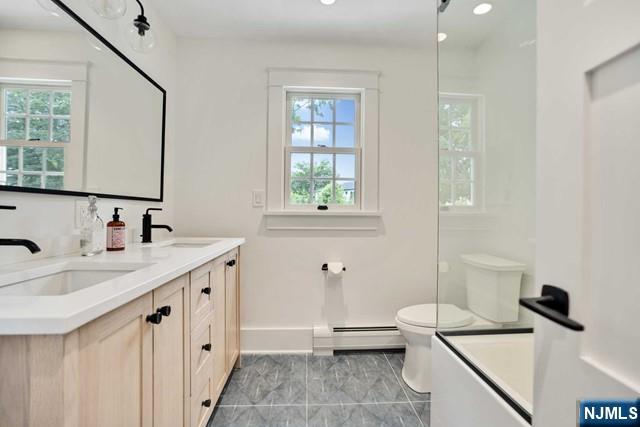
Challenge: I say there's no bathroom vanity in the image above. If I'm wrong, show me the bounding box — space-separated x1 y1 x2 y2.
0 238 244 427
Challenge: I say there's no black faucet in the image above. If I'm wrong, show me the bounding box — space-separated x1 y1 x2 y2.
0 205 41 253
141 208 173 243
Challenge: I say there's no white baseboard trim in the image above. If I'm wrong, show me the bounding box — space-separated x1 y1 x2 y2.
241 327 313 353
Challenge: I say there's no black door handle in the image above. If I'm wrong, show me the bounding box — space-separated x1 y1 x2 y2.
519 284 584 331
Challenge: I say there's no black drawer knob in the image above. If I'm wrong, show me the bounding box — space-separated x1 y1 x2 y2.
226 259 236 267
201 287 212 295
157 305 171 317
202 343 212 352
146 312 163 324
202 399 212 408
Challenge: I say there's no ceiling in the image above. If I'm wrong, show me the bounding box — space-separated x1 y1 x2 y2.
438 0 522 49
0 0 524 49
0 0 78 31
151 0 435 47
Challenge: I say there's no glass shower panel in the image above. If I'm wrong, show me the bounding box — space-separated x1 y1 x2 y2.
436 0 537 417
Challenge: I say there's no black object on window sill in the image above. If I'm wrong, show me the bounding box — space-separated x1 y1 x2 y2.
317 205 328 211
321 263 346 272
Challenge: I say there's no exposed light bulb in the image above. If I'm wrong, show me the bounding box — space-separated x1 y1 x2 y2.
320 0 336 5
437 32 448 43
127 15 156 53
126 1 156 54
87 0 127 19
473 3 493 15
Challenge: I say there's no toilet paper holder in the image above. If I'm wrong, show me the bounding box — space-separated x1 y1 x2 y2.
321 263 346 272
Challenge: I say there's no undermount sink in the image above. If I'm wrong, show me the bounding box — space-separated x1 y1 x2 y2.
142 238 222 249
0 261 154 296
169 242 213 248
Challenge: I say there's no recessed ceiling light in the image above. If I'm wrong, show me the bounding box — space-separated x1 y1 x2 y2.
473 3 493 15
320 0 336 5
437 32 448 42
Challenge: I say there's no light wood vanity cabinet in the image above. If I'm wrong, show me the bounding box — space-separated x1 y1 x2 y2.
225 250 240 370
0 248 241 427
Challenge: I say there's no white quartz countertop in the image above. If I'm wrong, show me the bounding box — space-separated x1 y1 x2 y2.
0 237 245 335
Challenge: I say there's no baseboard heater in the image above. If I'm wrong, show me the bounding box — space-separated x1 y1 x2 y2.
313 324 405 355
333 326 398 333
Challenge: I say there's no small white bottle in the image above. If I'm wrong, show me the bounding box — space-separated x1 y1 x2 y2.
80 195 105 256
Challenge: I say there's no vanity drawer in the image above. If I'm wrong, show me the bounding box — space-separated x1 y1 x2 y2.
191 380 214 427
191 315 214 394
190 267 213 330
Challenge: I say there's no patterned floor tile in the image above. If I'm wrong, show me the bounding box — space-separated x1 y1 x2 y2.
218 354 307 405
207 351 431 427
412 400 431 426
209 405 306 427
308 403 423 427
385 352 431 402
307 353 407 404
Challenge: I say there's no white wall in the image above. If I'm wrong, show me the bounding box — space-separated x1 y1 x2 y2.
0 0 177 266
438 1 537 322
175 38 438 350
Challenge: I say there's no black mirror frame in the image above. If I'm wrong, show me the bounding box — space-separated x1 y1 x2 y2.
0 0 166 202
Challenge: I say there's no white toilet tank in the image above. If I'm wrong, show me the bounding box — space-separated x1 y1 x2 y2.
461 254 526 323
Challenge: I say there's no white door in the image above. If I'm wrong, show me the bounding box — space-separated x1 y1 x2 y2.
535 0 640 426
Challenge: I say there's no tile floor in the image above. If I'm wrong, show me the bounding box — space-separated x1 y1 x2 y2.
208 351 430 427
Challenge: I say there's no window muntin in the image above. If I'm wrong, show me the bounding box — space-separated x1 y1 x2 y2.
439 94 483 211
285 92 361 209
0 85 71 190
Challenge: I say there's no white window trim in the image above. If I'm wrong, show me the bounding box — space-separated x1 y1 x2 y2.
266 68 380 215
439 92 486 214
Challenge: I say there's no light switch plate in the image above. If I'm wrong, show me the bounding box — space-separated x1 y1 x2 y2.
252 190 265 207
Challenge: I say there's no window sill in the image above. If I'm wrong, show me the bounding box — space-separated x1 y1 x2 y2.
263 210 382 231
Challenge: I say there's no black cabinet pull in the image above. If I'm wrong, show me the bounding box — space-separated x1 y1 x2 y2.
146 312 163 325
157 305 171 317
226 259 236 267
201 287 212 295
519 284 584 331
202 399 212 408
202 343 212 352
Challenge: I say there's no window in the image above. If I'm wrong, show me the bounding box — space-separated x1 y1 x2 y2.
285 92 361 209
0 85 71 190
439 94 483 211
266 69 380 220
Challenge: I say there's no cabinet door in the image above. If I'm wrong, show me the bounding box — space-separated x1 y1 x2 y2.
77 293 154 427
211 256 227 400
225 250 240 369
153 275 189 427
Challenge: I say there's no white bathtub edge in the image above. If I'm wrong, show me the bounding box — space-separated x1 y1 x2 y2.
431 335 531 427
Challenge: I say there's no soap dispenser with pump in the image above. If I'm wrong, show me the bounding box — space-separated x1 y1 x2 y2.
107 207 126 251
80 195 104 256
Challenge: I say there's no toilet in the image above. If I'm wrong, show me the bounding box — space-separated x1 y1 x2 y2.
395 253 526 393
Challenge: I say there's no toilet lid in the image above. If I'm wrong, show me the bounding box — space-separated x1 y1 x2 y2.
397 304 473 328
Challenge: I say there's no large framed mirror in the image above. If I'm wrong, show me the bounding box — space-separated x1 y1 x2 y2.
0 0 166 201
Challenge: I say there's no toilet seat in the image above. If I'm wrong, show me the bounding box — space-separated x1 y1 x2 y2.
397 303 473 329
